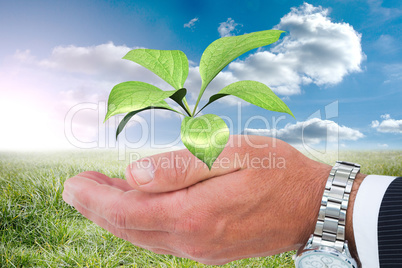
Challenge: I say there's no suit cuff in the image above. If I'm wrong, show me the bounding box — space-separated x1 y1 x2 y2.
353 175 397 268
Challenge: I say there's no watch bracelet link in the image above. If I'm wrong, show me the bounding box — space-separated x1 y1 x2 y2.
312 161 361 252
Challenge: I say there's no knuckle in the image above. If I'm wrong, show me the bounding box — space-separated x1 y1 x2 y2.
110 225 129 242
171 157 190 187
162 150 194 187
180 243 216 261
106 200 127 229
148 248 169 255
182 245 206 259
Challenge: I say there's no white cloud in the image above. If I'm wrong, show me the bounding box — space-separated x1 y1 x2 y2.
374 35 400 54
383 63 402 83
378 143 389 148
371 120 380 128
368 0 402 21
31 42 189 95
371 114 402 133
218 18 242 37
13 49 36 63
37 42 160 82
0 43 187 150
381 114 391 120
229 3 364 95
184 17 199 29
242 118 364 145
18 42 185 108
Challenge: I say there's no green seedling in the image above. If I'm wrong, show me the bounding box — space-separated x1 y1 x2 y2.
104 29 294 169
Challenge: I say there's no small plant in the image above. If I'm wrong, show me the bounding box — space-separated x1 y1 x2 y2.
104 29 294 169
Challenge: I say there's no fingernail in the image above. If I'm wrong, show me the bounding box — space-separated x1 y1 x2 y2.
63 181 76 194
64 177 84 194
63 176 91 195
131 160 155 186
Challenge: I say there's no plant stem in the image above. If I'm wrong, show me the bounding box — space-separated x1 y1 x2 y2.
192 98 200 116
183 97 192 117
192 83 206 116
175 110 186 117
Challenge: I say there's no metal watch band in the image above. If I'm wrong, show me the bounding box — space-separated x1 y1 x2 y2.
312 161 361 252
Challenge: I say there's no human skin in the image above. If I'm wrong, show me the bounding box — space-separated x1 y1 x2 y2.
62 135 365 265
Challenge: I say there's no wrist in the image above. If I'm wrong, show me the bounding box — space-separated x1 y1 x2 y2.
346 172 367 265
298 161 332 246
299 162 366 261
296 161 366 267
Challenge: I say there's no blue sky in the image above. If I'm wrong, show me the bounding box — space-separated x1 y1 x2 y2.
0 0 401 151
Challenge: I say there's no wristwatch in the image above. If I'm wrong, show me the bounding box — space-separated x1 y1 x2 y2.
295 161 360 268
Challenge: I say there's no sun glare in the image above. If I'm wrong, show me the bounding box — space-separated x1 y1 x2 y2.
0 95 66 151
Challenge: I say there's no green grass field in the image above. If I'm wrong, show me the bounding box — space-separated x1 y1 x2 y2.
1 149 401 267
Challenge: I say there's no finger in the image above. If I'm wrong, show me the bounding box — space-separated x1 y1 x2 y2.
63 174 178 232
73 171 133 191
124 135 260 193
144 247 179 257
65 190 175 250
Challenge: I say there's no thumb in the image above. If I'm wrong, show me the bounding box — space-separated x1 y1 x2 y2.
125 146 241 193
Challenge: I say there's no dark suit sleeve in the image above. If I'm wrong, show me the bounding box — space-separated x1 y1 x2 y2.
378 177 402 267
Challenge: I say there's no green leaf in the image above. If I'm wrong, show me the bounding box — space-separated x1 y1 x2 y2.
169 88 191 116
104 81 184 122
194 30 284 114
197 80 294 118
123 49 189 90
116 100 179 139
181 114 229 170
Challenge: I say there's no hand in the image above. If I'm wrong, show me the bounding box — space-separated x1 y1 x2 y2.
63 135 354 265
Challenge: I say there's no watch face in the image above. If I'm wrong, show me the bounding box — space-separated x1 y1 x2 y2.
296 251 355 268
